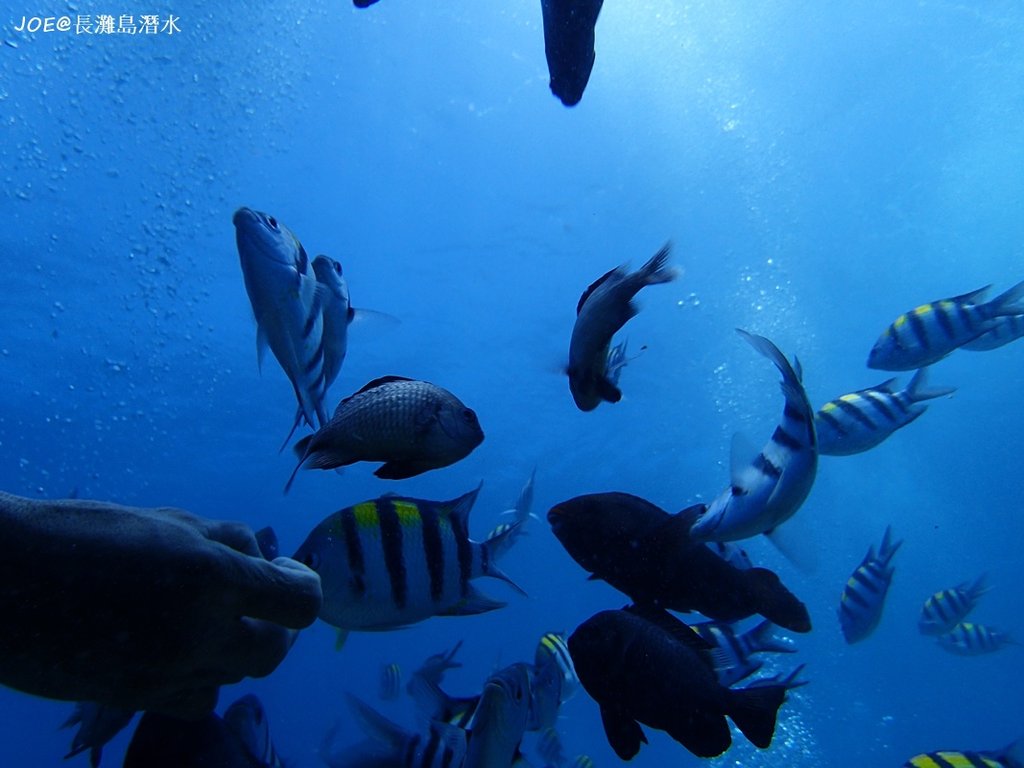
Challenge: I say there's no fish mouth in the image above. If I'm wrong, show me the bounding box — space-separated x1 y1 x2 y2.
234 207 294 267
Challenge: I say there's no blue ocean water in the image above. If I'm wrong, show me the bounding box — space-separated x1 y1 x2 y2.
2 0 1023 765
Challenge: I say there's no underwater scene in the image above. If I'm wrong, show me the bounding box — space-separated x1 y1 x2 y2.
2 1 1024 766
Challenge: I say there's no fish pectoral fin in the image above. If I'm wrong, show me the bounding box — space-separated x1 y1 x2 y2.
599 705 647 761
334 629 351 651
596 376 622 404
437 586 506 616
374 460 431 480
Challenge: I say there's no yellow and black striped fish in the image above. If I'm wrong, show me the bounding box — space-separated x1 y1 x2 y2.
292 485 525 639
903 740 1023 768
918 574 989 635
937 622 1018 656
838 525 901 644
816 367 954 456
868 281 1024 371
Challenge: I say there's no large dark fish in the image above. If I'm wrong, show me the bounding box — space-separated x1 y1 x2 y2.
285 376 484 490
123 712 262 768
541 0 605 106
547 492 811 633
567 244 678 411
568 606 797 759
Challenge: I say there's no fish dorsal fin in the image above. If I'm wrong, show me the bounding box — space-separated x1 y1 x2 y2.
348 375 415 399
869 377 900 394
953 285 991 305
623 605 714 654
446 481 483 530
576 267 619 315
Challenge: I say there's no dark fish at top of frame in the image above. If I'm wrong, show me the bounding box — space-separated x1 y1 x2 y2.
547 492 811 633
541 0 605 106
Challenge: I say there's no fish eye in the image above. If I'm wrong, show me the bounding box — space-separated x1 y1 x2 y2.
334 261 342 274
265 215 279 230
462 409 477 423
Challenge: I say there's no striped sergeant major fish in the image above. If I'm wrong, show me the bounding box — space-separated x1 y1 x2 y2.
838 526 902 644
918 574 989 635
487 469 538 560
937 622 1019 656
222 694 288 768
962 314 1024 352
692 619 796 688
815 367 955 456
689 330 817 543
292 484 525 646
534 631 579 703
903 740 1024 768
280 255 354 450
867 280 1024 371
528 632 579 743
234 207 328 433
332 693 467 768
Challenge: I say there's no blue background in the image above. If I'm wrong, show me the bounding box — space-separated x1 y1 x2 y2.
2 1 1023 765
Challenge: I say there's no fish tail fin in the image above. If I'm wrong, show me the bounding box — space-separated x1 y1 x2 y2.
967 572 991 603
877 525 902 567
727 683 787 749
483 551 528 597
736 329 814 422
988 278 1024 317
278 409 304 453
638 241 681 286
906 367 956 402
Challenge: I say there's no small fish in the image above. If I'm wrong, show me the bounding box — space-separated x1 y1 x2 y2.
548 492 811 633
464 663 533 768
222 694 287 768
692 620 796 688
534 631 579 704
937 622 1019 656
61 702 135 768
540 0 605 106
379 662 403 701
604 340 646 387
568 606 798 760
280 254 354 450
292 484 524 637
903 741 1024 768
816 367 955 456
410 640 465 691
868 281 1024 370
234 206 328 433
838 526 902 644
689 330 817 543
962 314 1024 351
123 711 264 768
332 694 467 768
567 243 679 411
487 469 538 559
286 376 484 490
919 574 990 635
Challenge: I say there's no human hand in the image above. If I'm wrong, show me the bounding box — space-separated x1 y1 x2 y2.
0 491 321 718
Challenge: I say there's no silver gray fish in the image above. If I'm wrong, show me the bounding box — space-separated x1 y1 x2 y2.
280 254 354 450
487 468 537 560
464 663 533 768
61 702 135 768
234 206 328 432
567 244 679 411
222 694 286 768
285 376 484 490
689 330 817 543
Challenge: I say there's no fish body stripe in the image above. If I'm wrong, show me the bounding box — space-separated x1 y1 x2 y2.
771 426 803 452
539 633 573 671
783 403 808 422
378 500 408 610
862 391 898 422
817 408 847 436
417 504 446 603
305 339 325 375
301 293 322 340
935 301 957 339
754 452 783 479
341 508 366 597
447 505 474 598
354 502 379 529
441 745 457 768
906 752 1004 768
835 396 877 430
404 735 421 768
906 307 931 349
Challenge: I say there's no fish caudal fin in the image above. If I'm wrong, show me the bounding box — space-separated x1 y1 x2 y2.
638 242 681 286
599 706 647 760
989 278 1024 317
727 683 787 749
906 367 956 402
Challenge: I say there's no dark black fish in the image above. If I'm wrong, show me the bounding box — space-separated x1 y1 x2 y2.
122 712 263 768
353 0 380 7
568 606 797 759
541 0 605 106
547 492 811 633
